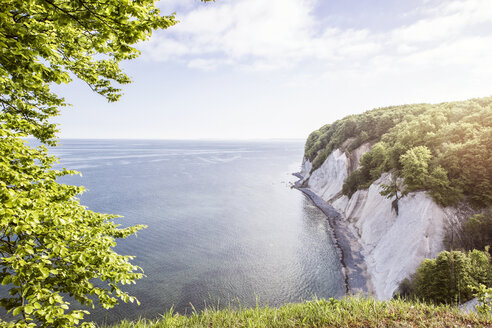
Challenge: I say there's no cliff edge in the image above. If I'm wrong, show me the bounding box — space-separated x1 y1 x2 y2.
299 97 491 299
299 144 461 300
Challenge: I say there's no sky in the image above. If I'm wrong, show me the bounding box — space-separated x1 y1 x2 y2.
54 0 492 140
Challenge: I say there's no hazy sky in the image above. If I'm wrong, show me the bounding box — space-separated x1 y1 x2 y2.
54 0 492 140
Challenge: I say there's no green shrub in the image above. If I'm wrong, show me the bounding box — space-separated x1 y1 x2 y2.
472 284 492 316
407 249 492 305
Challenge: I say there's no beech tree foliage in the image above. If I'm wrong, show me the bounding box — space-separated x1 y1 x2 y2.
0 0 210 326
0 132 145 327
305 97 492 208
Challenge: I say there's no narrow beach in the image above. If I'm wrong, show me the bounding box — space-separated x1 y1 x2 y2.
293 173 373 296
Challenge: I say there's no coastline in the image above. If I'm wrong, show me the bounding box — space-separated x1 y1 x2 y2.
292 173 373 296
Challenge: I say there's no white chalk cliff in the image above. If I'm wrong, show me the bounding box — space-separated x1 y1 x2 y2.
300 144 460 300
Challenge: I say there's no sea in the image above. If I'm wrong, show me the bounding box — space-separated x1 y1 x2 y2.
19 140 346 324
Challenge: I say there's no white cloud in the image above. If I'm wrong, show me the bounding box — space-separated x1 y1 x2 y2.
392 0 492 44
187 58 220 70
142 0 492 77
155 0 208 14
143 0 322 67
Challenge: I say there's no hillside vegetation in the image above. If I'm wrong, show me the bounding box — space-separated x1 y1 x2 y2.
105 297 490 328
400 248 492 305
304 97 492 208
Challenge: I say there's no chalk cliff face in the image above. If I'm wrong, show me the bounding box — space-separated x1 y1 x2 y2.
307 149 348 202
300 145 459 300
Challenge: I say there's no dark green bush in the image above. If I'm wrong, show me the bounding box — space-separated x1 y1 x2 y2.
404 249 492 305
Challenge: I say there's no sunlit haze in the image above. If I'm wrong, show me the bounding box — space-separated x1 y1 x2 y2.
54 0 492 140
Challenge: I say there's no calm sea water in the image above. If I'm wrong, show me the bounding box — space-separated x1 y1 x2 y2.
47 140 344 323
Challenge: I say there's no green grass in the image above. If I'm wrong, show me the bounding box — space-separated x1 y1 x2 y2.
104 296 491 328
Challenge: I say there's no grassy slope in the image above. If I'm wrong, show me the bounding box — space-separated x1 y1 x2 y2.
105 297 491 328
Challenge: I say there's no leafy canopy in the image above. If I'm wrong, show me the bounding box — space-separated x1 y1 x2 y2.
305 97 492 208
1 0 179 144
1 128 146 327
403 248 492 305
0 0 210 326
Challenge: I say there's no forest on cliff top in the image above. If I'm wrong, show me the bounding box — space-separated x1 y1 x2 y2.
304 96 492 208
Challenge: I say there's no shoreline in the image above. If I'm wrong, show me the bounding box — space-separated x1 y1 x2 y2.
292 173 373 296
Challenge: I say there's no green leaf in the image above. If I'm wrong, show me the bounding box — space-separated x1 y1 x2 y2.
1 275 11 285
12 306 22 317
40 267 50 279
24 304 33 314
